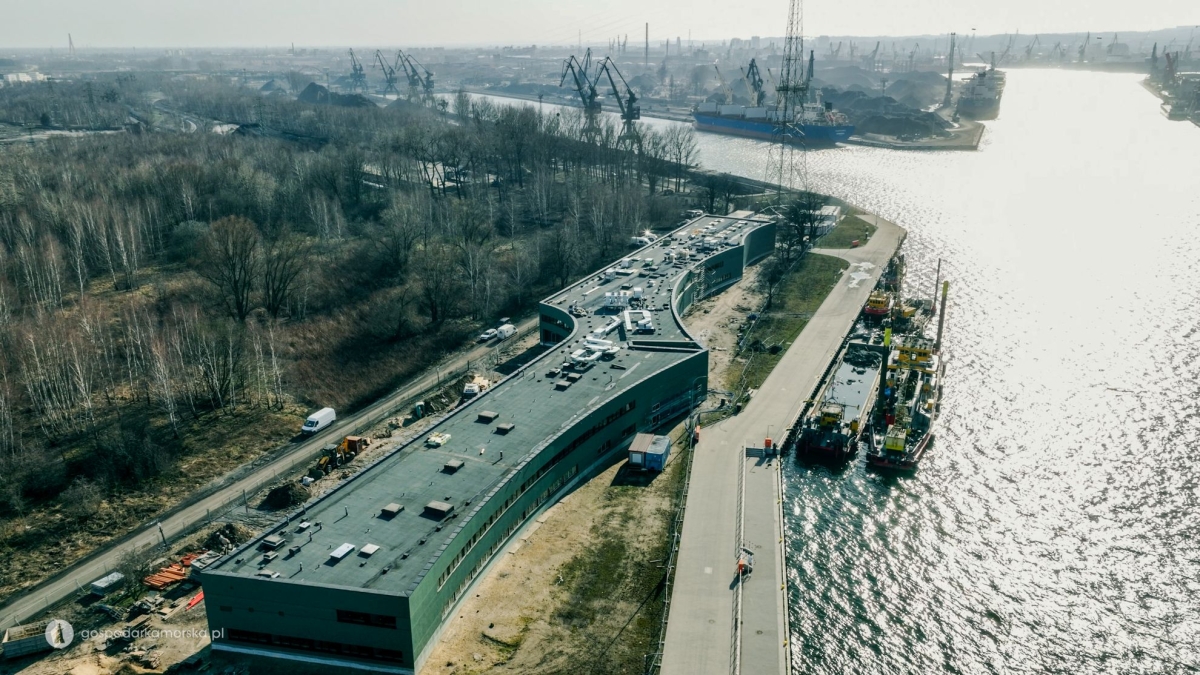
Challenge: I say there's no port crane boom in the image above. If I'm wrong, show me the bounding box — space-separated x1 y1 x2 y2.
741 59 766 107
713 65 734 104
559 49 601 139
347 48 367 93
374 50 398 96
595 57 641 151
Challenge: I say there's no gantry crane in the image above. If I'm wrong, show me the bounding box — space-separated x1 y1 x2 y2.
374 50 398 96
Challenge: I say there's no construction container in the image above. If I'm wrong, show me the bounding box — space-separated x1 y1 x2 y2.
629 433 671 472
2 622 53 659
90 571 124 596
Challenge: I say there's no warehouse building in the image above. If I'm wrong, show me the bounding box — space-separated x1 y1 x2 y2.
200 212 775 673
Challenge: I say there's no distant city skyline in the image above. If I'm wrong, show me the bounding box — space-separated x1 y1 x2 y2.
0 0 1197 50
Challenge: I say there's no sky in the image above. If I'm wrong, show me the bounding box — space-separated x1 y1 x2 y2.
0 0 1197 49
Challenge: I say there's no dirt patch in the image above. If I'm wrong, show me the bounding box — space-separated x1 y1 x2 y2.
679 263 766 386
422 428 688 675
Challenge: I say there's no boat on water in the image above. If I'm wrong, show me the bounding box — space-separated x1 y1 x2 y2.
692 56 854 145
693 100 855 145
862 290 893 318
866 280 949 473
797 344 883 462
956 65 1006 120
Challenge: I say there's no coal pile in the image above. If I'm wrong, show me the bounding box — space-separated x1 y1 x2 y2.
822 88 952 139
296 82 376 108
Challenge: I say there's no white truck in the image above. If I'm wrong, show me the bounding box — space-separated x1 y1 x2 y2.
496 323 517 340
301 407 336 435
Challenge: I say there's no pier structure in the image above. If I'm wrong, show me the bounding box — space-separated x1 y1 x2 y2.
661 215 905 675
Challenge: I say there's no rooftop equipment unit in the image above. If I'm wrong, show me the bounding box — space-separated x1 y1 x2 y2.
443 459 465 473
424 501 455 519
381 503 404 518
329 543 356 561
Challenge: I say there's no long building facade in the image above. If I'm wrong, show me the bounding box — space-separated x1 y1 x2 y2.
199 212 775 673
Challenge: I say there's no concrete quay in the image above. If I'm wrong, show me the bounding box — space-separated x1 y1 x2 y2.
661 215 905 675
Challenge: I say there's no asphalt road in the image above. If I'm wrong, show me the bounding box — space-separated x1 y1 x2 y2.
0 317 538 631
661 216 905 675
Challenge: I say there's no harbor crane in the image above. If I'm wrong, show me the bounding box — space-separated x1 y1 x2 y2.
740 58 766 107
997 35 1016 64
347 49 367 93
713 64 734 105
1024 35 1041 60
864 41 880 71
1078 32 1091 62
395 50 423 101
402 52 436 103
374 50 398 96
595 56 641 151
559 49 601 139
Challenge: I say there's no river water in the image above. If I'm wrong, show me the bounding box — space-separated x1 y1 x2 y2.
477 70 1200 673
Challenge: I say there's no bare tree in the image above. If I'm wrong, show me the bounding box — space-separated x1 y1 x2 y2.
261 229 311 319
198 217 261 321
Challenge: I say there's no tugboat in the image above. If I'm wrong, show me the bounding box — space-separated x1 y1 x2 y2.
866 281 949 473
862 290 893 318
797 344 883 462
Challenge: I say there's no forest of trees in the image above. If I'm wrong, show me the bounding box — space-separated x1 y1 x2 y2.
0 73 705 561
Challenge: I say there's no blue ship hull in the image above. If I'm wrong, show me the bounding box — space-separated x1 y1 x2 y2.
693 112 854 145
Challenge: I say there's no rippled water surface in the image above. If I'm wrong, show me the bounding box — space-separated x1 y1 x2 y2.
697 71 1200 674
481 71 1200 672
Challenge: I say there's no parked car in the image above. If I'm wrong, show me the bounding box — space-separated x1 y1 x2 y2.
479 328 498 342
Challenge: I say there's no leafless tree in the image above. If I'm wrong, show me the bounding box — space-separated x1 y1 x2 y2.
198 216 261 321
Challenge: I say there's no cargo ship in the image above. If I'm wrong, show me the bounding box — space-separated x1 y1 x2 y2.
693 99 855 145
956 65 1006 120
797 344 883 462
866 281 949 473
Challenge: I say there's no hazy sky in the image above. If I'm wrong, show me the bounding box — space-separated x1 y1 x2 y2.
1 0 1197 49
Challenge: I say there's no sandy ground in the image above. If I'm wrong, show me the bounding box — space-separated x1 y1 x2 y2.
678 265 765 391
421 451 682 675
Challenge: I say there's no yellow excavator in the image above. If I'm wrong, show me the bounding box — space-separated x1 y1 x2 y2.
317 436 370 474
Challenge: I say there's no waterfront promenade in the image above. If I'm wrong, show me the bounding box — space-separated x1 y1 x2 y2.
661 215 905 675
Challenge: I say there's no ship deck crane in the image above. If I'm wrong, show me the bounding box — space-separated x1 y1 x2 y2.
374 50 398 96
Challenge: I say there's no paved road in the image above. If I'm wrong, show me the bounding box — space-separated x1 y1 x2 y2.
661 216 905 675
0 318 538 631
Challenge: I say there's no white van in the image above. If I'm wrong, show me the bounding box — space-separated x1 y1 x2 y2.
302 407 336 435
496 323 517 340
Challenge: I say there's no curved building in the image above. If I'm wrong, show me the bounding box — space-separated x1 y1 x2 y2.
200 212 776 673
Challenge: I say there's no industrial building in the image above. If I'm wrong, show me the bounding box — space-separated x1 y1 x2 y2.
200 212 776 673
